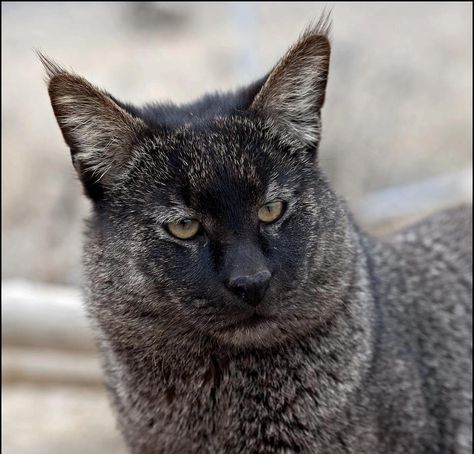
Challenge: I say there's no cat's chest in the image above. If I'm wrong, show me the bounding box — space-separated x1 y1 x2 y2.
123 353 358 453
152 367 314 452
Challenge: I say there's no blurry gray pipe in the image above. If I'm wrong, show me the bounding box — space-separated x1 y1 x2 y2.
2 280 94 351
354 167 472 226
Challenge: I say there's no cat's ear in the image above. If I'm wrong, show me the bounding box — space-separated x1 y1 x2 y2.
250 17 331 150
39 54 147 199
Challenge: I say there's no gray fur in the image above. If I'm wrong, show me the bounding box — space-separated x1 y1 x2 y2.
43 19 472 454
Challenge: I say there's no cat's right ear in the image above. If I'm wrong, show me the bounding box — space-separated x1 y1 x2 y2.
249 16 331 152
39 53 148 200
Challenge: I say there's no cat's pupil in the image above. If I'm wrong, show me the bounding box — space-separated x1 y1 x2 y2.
181 220 193 229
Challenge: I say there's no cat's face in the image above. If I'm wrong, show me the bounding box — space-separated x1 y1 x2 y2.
43 20 352 349
97 117 339 347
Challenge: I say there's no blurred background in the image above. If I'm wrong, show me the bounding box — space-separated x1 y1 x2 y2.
1 2 472 453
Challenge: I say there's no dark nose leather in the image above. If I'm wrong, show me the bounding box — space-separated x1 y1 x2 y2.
226 270 271 307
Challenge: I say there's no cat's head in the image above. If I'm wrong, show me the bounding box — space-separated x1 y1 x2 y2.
43 18 354 350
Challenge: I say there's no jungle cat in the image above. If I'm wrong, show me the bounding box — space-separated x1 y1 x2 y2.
41 16 472 454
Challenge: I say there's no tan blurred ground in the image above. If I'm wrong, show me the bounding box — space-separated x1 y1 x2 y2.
2 2 472 454
2 382 127 454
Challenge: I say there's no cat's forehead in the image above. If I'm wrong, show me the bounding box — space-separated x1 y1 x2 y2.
141 117 301 217
150 117 268 187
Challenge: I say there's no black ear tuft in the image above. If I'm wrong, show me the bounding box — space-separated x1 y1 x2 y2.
36 51 67 81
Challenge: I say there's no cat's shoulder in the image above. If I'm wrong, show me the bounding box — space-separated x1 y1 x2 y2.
383 205 472 267
368 205 472 304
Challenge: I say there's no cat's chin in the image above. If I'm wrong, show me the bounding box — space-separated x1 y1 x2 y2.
212 314 291 349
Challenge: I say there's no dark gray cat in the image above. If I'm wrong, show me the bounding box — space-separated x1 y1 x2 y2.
41 17 472 454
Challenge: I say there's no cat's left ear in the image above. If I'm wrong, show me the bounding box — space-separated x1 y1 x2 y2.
250 18 331 150
39 53 148 200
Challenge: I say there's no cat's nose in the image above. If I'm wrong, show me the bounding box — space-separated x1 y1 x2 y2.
226 270 272 307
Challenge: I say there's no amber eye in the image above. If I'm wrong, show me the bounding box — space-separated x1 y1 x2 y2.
258 200 285 224
167 219 200 240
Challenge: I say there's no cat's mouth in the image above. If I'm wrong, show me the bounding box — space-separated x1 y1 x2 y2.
223 309 277 331
237 312 270 328
213 310 281 347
